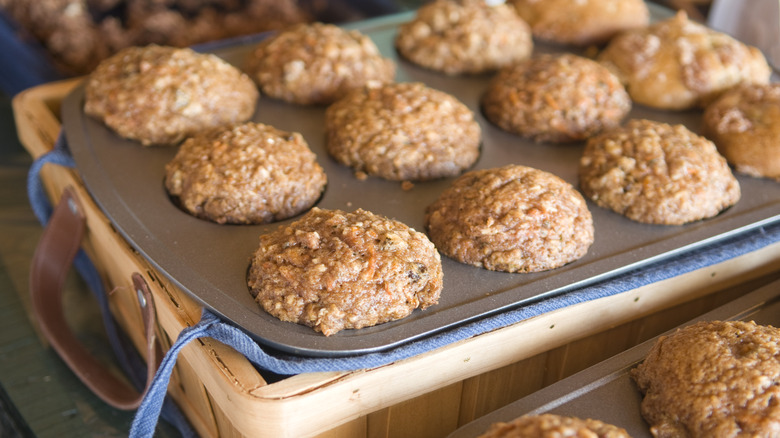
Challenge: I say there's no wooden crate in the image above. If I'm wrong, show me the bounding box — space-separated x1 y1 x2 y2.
13 78 780 438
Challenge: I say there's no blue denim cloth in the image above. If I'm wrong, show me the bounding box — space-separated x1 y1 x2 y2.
30 134 780 437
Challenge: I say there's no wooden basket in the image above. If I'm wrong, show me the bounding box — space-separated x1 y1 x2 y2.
13 78 780 438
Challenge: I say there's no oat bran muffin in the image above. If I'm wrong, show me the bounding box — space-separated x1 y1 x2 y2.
510 0 649 46
164 122 326 224
395 0 533 75
598 11 772 110
84 44 258 146
247 207 443 336
325 82 481 181
579 119 741 225
244 22 395 105
482 53 631 143
478 413 631 438
631 320 780 437
702 83 780 181
425 165 594 273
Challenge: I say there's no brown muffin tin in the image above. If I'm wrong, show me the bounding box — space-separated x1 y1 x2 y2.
61 6 780 356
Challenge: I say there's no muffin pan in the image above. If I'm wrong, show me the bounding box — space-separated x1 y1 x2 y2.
447 276 780 438
61 5 780 356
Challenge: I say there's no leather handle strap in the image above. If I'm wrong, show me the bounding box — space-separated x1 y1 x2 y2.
29 186 159 410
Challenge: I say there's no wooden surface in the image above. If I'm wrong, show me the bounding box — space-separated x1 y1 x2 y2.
7 78 780 438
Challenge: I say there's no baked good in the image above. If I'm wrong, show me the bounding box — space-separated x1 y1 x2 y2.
425 164 594 273
579 119 740 225
598 11 772 110
478 413 630 438
247 207 443 336
395 0 533 75
482 53 631 143
325 81 481 181
164 122 326 224
84 44 258 146
0 0 310 76
632 320 780 437
702 83 780 181
244 22 396 105
510 0 649 46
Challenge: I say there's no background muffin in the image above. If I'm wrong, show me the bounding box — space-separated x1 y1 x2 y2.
426 164 594 273
395 0 533 75
702 83 780 181
510 0 649 46
325 81 481 181
632 320 780 437
598 11 771 110
248 207 443 336
165 122 326 224
579 119 741 225
478 413 630 438
244 22 395 105
84 44 258 146
482 53 631 143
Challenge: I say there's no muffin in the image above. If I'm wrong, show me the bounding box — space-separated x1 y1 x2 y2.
702 83 780 181
579 119 741 225
244 22 395 105
510 0 649 46
325 82 481 181
84 44 258 146
164 122 326 224
425 164 594 273
482 53 631 143
598 11 772 110
248 207 443 336
395 0 533 75
632 320 780 437
478 413 631 438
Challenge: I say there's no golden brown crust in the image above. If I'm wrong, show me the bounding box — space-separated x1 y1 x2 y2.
702 83 780 181
425 165 594 273
478 413 631 438
395 0 533 75
84 44 258 146
325 82 481 181
632 320 780 437
245 22 395 105
510 0 649 46
579 119 740 225
247 208 443 336
164 122 326 224
598 11 771 110
482 53 631 143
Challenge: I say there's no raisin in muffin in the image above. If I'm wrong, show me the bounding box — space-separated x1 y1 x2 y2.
84 44 258 146
395 0 533 75
248 207 443 336
244 22 395 105
632 320 780 437
426 164 594 273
